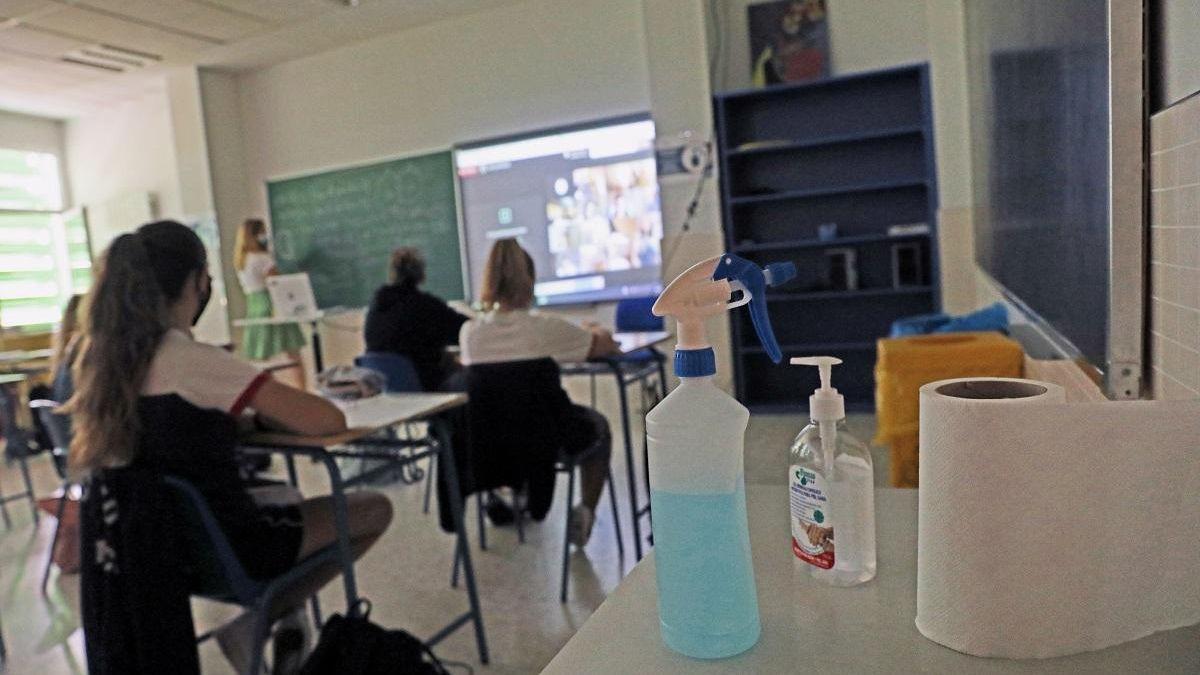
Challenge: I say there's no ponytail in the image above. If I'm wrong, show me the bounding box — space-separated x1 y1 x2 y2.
66 221 206 472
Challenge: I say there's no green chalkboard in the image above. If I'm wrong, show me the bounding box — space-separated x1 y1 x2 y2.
266 150 462 308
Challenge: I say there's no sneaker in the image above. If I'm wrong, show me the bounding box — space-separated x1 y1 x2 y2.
567 504 596 548
271 609 310 675
484 491 515 526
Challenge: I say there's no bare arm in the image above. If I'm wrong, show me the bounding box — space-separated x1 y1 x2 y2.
249 378 347 437
587 328 621 360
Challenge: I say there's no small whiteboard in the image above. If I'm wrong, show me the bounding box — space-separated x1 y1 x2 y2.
267 273 318 319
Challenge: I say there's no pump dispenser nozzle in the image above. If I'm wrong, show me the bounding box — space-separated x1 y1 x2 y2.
790 356 845 421
791 356 845 474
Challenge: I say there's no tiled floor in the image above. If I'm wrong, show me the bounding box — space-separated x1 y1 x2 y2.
0 376 885 674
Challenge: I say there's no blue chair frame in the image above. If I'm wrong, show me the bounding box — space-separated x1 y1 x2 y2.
353 352 437 510
0 383 38 529
165 475 347 675
354 352 422 393
31 400 72 595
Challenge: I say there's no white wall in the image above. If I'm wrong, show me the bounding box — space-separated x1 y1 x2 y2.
643 0 731 390
66 79 182 244
215 0 652 366
65 69 231 344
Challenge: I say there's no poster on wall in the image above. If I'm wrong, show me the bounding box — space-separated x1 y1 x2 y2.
749 0 831 87
185 213 232 346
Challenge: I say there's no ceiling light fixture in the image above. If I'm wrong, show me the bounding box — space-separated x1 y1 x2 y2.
96 43 162 62
60 56 123 72
80 48 142 67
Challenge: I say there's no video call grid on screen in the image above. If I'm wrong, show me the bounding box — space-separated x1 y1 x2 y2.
455 115 664 307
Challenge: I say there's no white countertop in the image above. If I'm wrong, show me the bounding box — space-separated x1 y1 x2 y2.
543 486 1200 674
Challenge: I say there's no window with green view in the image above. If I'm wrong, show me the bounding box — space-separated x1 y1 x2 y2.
0 148 90 330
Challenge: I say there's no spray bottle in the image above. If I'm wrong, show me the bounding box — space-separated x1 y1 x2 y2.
788 357 876 586
648 253 795 659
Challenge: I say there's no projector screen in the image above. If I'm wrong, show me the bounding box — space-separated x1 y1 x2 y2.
455 115 663 306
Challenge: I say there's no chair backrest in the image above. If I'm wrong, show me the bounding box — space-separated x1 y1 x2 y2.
0 384 31 461
464 358 574 510
354 352 422 392
31 400 70 450
615 296 664 333
161 475 264 604
31 399 70 479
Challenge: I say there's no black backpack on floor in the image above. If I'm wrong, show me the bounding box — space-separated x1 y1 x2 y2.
300 601 449 675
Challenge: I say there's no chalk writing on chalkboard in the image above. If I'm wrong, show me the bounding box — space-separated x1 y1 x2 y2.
266 150 463 308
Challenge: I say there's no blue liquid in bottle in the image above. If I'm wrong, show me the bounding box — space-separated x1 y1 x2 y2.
649 477 761 659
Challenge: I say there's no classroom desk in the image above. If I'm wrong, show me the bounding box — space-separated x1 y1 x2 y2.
233 312 330 371
543 486 1200 674
241 392 489 663
561 330 671 561
0 348 53 376
0 371 36 528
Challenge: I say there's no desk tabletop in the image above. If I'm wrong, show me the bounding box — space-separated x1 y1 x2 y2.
233 312 325 328
0 372 28 385
0 348 53 364
543 486 1200 674
243 392 466 448
613 330 671 354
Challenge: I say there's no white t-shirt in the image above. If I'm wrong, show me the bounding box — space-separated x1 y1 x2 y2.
143 328 268 415
237 252 275 294
460 309 593 366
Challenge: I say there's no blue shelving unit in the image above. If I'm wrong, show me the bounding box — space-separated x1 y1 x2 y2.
713 63 941 411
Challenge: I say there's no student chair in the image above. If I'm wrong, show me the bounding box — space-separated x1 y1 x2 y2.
353 352 422 393
165 475 346 675
460 358 624 603
353 351 435 498
0 383 38 528
615 295 666 365
31 400 72 595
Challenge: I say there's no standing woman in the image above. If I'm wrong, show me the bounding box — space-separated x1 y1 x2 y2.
235 218 307 388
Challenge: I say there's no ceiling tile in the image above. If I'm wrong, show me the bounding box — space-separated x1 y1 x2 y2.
0 25 89 56
78 0 271 41
197 0 338 24
24 6 215 58
0 1 56 18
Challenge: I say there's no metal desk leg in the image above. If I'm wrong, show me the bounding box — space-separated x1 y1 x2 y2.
315 453 360 614
643 353 669 537
283 452 323 625
609 362 642 561
17 456 36 526
41 486 69 595
284 454 299 487
433 417 489 664
310 319 324 374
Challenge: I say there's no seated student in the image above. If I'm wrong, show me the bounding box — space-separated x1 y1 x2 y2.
67 221 393 672
460 238 620 545
29 294 82 458
364 247 468 391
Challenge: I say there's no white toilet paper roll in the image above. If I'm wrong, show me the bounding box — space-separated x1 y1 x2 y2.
916 378 1200 659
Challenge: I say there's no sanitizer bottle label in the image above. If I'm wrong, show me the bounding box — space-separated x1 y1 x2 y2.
789 465 834 569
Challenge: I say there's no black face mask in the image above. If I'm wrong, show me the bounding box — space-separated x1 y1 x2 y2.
193 272 212 326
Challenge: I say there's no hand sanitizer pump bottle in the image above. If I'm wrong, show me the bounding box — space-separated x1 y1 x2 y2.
788 356 877 586
647 253 795 659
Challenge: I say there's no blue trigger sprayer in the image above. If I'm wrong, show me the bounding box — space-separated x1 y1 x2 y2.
647 253 796 659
